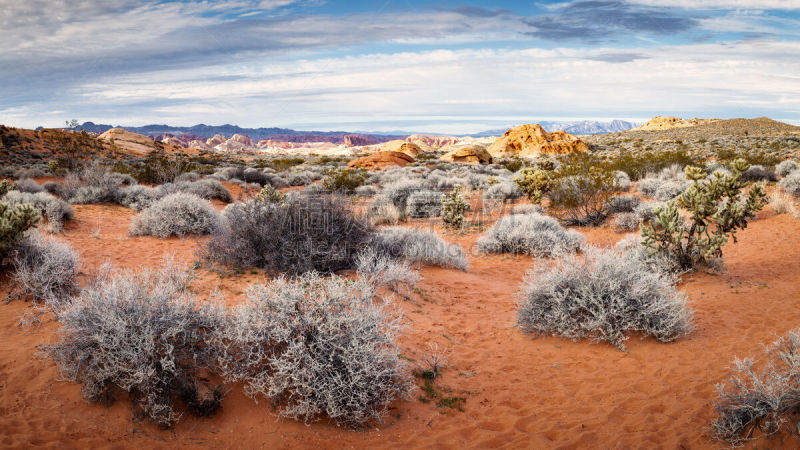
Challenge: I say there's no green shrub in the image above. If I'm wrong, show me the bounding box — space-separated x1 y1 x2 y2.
0 179 17 197
441 185 468 229
128 150 197 184
641 159 767 270
255 184 283 203
269 157 304 172
1 201 41 259
513 168 553 204
321 168 368 194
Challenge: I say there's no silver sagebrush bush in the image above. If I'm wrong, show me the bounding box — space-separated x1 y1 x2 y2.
130 193 224 238
374 226 468 271
43 263 226 427
10 232 79 306
213 272 411 427
477 213 584 257
517 246 692 350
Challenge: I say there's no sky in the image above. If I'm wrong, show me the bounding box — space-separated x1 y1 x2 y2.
1 0 799 134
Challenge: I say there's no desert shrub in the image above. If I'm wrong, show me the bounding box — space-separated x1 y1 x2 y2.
712 329 800 445
368 199 403 225
517 246 692 350
477 213 584 257
10 232 79 306
175 172 200 183
653 179 691 201
15 178 44 193
269 157 305 172
42 181 65 197
642 160 767 270
636 177 661 198
3 190 74 233
406 190 442 218
778 171 800 197
43 264 225 427
510 204 544 215
254 184 283 203
633 200 665 223
614 170 631 191
356 248 420 300
775 160 799 178
607 195 641 213
322 168 368 194
607 150 698 180
286 172 311 186
174 179 232 203
513 168 553 204
741 165 776 182
129 150 196 184
373 227 468 271
380 179 426 211
118 185 165 211
483 181 522 201
0 201 40 259
355 185 378 197
769 192 796 215
0 179 16 197
205 195 373 274
66 164 137 204
498 157 526 173
546 154 619 226
213 273 411 426
441 184 468 229
130 193 224 238
303 182 326 195
612 212 639 232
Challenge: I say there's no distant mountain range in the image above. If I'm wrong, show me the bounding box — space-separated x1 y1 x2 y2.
471 120 637 137
61 119 637 144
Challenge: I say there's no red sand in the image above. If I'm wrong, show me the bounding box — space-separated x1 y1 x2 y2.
2 201 800 449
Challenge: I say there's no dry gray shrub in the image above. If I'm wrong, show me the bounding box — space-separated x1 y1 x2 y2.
204 195 374 274
612 212 639 232
633 200 666 223
477 213 584 257
213 272 411 427
607 195 641 213
374 226 468 271
778 171 800 197
10 232 79 307
43 263 226 427
406 189 442 218
517 246 692 350
483 181 522 201
510 204 544 215
356 248 420 300
775 160 799 178
713 329 800 445
130 193 224 238
15 178 44 193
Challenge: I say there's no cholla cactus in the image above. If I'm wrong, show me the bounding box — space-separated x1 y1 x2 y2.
255 184 283 203
513 168 553 204
641 159 767 269
0 179 16 197
441 184 468 229
1 201 41 258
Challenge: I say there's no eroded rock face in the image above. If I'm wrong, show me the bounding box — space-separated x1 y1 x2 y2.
160 136 186 148
406 134 459 149
439 145 492 164
487 124 588 158
344 134 384 146
98 128 157 156
229 133 252 146
634 116 720 131
347 151 415 170
187 140 213 151
206 134 226 146
381 140 423 157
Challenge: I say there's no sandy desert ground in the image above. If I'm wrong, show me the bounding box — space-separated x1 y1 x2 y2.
2 178 799 449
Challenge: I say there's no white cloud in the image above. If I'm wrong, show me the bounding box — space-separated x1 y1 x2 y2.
627 0 800 10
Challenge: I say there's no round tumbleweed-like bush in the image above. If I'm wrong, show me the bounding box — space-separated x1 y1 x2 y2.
517 246 693 350
477 213 584 257
130 192 224 238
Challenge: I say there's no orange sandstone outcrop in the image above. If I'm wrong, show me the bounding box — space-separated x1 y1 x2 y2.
406 134 460 149
487 124 588 158
97 128 159 156
347 151 414 170
381 140 423 157
439 145 492 164
634 115 720 131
